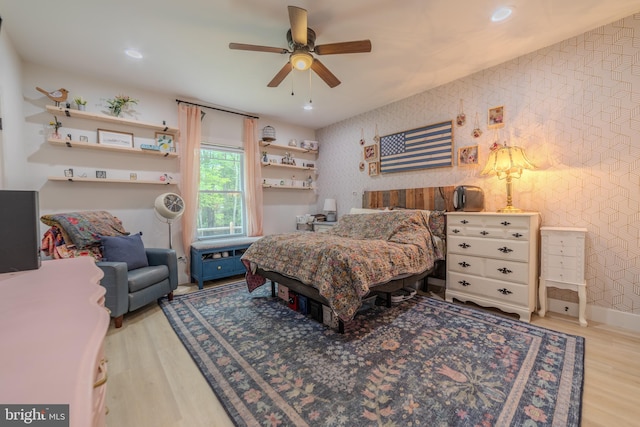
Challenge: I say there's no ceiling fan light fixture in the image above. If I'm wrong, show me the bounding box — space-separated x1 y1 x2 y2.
491 7 513 22
290 51 313 71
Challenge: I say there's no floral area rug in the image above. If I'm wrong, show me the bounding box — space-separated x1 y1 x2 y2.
160 281 584 427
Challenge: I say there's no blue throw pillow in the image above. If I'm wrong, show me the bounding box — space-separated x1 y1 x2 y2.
100 233 148 270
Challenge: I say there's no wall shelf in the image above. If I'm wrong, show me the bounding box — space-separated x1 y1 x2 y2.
261 161 316 172
262 184 315 190
47 138 178 158
46 105 179 134
48 176 176 185
259 140 318 154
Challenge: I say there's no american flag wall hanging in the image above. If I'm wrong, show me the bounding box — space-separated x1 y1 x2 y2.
379 120 453 173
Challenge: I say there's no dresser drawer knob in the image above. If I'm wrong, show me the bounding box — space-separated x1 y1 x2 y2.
459 280 471 287
480 230 489 236
497 288 513 295
498 246 513 253
512 232 523 238
497 267 512 274
500 221 511 226
460 219 469 224
452 229 460 234
458 261 470 268
459 243 470 249
217 266 222 270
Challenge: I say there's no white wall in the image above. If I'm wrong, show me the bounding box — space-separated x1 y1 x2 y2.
0 28 25 189
256 117 318 235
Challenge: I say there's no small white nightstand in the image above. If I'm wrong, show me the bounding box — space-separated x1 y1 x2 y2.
313 221 337 232
538 226 588 326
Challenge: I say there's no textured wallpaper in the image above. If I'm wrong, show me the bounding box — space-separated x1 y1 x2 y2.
316 13 640 315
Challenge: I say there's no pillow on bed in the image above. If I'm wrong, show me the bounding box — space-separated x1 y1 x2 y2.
349 207 390 214
100 233 148 270
367 207 446 239
428 210 446 239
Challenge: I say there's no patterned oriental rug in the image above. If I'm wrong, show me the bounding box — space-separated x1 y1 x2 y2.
160 282 584 427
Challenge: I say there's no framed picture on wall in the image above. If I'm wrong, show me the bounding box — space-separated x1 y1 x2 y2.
368 161 379 176
363 144 378 161
488 106 505 129
155 132 174 152
97 129 134 148
458 145 479 165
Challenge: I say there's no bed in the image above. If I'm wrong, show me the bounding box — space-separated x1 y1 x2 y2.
242 186 454 330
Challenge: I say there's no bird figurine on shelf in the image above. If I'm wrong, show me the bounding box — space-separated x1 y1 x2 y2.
35 87 69 106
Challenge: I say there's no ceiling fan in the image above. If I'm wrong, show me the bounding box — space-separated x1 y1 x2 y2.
229 5 372 88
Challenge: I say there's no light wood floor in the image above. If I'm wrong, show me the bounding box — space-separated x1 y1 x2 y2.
105 279 640 427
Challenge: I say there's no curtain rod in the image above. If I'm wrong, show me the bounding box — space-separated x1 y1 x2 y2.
176 99 259 120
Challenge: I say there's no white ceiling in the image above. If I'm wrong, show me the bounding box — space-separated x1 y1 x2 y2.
2 0 640 129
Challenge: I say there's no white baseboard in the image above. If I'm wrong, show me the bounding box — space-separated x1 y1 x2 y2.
547 298 640 333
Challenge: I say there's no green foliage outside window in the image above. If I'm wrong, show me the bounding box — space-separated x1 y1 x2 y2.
198 147 245 238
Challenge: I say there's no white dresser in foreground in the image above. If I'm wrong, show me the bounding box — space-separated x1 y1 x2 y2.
538 226 588 326
445 212 540 322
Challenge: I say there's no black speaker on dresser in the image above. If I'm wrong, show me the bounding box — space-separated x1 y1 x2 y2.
0 190 41 273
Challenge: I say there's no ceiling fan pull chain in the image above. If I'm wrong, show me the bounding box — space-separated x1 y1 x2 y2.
291 65 295 96
309 69 313 104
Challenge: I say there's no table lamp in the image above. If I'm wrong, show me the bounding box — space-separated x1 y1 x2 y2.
323 198 337 222
480 142 535 213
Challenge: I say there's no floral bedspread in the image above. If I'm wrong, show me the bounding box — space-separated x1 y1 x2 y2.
242 210 444 321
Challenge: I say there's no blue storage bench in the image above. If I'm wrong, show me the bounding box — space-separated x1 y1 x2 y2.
190 237 261 289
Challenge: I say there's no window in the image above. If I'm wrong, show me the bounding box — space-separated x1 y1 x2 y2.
197 145 246 239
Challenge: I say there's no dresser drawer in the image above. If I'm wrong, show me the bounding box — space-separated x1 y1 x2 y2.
484 258 530 284
448 272 529 306
544 233 583 246
447 235 530 262
447 214 532 229
546 244 578 257
543 254 578 270
448 253 484 276
544 267 581 283
202 258 243 278
448 254 529 285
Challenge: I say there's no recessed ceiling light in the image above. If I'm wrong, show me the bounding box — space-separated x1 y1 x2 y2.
303 104 313 111
125 49 143 59
491 7 513 22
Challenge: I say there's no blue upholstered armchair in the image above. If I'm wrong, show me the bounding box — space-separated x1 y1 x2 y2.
40 211 178 329
97 248 178 328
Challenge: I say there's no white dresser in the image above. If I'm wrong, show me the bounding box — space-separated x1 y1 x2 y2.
538 226 588 326
445 212 540 322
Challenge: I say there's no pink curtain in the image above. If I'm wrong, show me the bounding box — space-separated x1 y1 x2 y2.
178 104 202 274
244 118 263 236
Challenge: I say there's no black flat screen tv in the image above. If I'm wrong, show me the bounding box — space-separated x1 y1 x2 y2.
0 190 41 273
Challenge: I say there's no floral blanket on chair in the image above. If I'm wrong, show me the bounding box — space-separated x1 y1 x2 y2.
40 211 129 260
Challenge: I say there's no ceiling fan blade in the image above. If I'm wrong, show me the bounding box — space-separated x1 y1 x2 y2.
229 43 287 54
315 40 372 55
288 6 308 45
267 63 293 87
311 59 341 88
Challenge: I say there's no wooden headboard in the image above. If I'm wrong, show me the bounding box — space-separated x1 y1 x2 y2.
362 186 455 211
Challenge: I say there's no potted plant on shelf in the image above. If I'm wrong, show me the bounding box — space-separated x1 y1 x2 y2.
74 96 87 111
106 94 138 117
